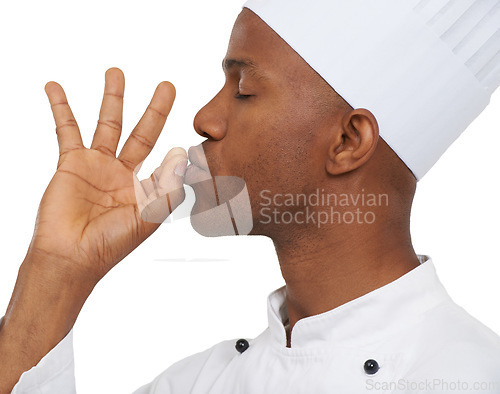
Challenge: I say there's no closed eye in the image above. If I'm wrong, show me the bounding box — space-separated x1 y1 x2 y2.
235 93 253 100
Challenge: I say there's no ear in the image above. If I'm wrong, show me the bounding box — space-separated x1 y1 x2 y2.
326 108 379 176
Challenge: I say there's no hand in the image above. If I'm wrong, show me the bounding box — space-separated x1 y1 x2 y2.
0 69 188 393
29 68 188 283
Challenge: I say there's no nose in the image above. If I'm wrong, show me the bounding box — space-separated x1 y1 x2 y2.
193 93 227 141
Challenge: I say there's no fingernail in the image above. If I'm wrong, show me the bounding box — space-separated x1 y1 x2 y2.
174 159 188 177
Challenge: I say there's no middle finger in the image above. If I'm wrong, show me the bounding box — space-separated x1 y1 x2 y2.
90 67 125 156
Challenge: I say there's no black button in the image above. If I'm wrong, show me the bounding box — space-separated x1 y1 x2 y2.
235 338 249 353
363 359 379 375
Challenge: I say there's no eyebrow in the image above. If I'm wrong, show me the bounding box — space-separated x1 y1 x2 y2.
222 58 268 80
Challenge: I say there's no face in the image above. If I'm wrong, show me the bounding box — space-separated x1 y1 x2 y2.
186 8 349 236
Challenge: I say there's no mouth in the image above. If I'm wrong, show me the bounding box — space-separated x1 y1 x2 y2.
187 145 211 171
184 145 212 185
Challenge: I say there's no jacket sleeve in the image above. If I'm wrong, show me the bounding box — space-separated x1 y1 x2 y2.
3 312 237 394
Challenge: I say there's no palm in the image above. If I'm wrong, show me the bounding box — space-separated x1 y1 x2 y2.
28 69 187 280
33 150 145 276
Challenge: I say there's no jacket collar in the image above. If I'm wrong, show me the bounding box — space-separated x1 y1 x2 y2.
267 255 452 349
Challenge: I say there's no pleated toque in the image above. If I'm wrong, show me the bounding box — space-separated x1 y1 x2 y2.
243 0 500 179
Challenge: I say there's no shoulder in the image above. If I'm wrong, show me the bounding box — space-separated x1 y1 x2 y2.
404 300 500 381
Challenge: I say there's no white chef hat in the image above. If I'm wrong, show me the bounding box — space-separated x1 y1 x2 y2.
242 0 500 180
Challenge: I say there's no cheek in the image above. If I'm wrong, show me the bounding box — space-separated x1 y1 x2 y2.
270 103 326 176
219 92 330 201
243 106 326 199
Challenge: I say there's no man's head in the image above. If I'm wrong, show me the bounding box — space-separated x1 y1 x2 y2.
187 8 416 237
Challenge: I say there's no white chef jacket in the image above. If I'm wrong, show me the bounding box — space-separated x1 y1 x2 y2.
9 255 500 393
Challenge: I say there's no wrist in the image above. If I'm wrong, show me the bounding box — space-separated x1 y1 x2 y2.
4 250 97 332
0 251 97 391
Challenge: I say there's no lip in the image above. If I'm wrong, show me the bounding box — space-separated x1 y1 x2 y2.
185 144 212 185
188 145 211 172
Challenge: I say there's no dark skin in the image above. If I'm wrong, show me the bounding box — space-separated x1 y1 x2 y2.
0 7 420 392
195 9 420 344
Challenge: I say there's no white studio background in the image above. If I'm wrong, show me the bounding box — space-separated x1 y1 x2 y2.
0 1 499 393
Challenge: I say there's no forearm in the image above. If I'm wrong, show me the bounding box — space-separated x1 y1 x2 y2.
0 252 97 393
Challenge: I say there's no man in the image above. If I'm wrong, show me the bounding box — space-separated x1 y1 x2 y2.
1 1 500 393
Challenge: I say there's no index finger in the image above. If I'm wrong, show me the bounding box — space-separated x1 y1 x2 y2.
118 81 175 171
45 82 84 158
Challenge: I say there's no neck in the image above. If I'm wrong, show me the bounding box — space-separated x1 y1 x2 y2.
271 221 420 348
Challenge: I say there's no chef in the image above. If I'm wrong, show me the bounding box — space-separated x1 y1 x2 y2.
1 0 500 393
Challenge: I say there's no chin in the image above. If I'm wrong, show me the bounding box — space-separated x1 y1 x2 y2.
188 176 254 237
